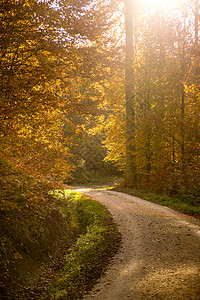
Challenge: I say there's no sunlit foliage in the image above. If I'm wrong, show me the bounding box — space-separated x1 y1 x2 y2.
102 0 200 197
0 0 121 183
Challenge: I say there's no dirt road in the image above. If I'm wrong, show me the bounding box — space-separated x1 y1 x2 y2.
75 187 200 300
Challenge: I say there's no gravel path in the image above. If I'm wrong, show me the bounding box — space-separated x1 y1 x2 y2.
75 187 200 300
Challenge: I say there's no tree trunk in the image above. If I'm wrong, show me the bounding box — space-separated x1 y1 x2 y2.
125 0 137 187
194 0 199 46
181 14 186 174
181 83 185 172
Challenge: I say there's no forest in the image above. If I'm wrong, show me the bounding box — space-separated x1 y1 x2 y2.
0 0 199 298
1 0 200 194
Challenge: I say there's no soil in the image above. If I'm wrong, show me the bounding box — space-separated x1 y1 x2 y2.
75 187 200 300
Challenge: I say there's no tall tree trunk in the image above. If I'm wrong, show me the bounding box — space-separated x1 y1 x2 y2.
145 68 151 185
181 83 185 172
125 0 137 187
194 0 199 46
181 13 186 173
194 0 199 78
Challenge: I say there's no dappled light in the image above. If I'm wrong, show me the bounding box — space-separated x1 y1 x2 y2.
0 0 199 298
81 188 200 300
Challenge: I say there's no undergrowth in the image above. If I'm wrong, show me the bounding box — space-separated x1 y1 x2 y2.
42 190 121 300
0 156 121 299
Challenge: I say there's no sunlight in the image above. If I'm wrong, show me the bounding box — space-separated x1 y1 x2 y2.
140 0 182 10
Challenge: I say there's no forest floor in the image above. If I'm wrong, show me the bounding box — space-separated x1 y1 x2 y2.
73 187 200 300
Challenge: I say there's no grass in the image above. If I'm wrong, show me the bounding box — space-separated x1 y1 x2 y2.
0 155 121 300
114 187 200 217
41 190 121 300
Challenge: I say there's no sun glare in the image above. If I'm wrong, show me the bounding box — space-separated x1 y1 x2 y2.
141 0 181 10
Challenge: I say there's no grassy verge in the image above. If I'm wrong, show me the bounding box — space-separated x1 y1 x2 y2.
114 187 200 217
41 190 121 300
0 156 121 299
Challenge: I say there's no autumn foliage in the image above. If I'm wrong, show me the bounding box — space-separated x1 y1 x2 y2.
101 1 200 198
1 0 199 199
0 0 199 298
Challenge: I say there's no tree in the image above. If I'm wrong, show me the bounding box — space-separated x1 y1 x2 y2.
125 0 137 187
0 0 121 183
102 0 200 198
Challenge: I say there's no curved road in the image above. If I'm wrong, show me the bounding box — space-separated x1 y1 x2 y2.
75 187 200 300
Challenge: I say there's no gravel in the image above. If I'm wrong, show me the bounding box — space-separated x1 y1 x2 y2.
74 187 200 300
